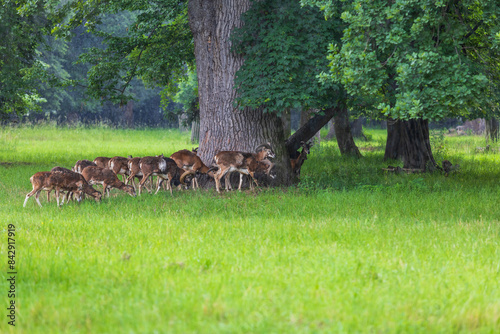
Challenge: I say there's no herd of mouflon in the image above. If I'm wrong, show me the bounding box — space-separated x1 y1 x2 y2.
24 142 312 207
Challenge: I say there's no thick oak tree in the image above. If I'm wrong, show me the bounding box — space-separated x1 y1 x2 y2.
187 0 292 185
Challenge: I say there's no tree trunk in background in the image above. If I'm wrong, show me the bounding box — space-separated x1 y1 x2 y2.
485 118 499 143
400 118 438 170
178 113 189 132
350 117 366 139
191 119 200 143
325 119 335 140
325 116 365 141
123 100 134 128
188 0 293 186
66 112 80 126
384 118 403 161
333 108 361 157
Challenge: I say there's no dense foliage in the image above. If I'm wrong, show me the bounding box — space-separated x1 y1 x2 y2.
161 68 199 127
0 0 51 115
52 0 193 104
304 0 500 121
232 0 343 113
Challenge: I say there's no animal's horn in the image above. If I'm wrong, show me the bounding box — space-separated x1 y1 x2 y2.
207 166 219 174
255 142 271 152
180 170 196 185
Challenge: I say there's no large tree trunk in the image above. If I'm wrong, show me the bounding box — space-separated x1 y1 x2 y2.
188 0 292 187
333 108 361 157
485 118 499 143
400 118 438 171
384 118 403 161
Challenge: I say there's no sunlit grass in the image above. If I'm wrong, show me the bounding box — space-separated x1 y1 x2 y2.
0 124 192 165
0 125 499 333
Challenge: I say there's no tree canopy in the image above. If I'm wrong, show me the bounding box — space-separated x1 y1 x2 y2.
0 0 52 115
232 0 343 114
51 0 194 105
304 0 500 121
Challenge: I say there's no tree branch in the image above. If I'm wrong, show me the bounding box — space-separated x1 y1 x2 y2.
463 20 483 40
118 23 162 96
286 106 338 155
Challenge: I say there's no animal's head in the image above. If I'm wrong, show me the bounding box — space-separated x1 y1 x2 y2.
83 184 102 202
74 189 84 203
301 141 311 156
268 166 277 179
255 142 275 159
124 185 136 197
92 190 102 202
183 174 194 185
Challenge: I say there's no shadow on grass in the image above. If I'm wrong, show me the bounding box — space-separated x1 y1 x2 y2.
298 144 500 193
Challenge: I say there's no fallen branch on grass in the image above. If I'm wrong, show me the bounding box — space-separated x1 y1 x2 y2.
382 166 424 174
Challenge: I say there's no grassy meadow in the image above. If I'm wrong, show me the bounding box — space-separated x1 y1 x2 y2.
1 125 500 333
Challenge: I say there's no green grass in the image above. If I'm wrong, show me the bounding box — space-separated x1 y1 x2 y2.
1 125 500 333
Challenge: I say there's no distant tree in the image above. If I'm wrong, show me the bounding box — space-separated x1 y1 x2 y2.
485 118 499 143
162 69 200 141
0 1 51 116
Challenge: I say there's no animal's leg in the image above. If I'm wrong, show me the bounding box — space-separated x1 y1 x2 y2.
55 189 61 207
35 190 43 207
139 173 152 196
24 188 38 207
225 172 233 191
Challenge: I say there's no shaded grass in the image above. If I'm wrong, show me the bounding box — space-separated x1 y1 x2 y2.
1 125 500 333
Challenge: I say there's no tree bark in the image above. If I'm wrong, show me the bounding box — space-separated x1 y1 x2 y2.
384 118 403 161
400 118 438 171
300 109 310 128
333 108 361 157
188 0 292 187
485 118 499 143
300 109 321 146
